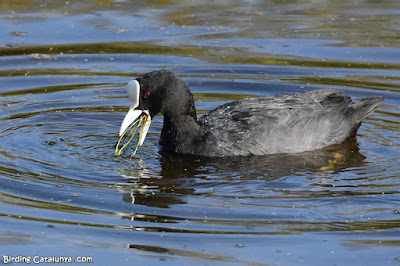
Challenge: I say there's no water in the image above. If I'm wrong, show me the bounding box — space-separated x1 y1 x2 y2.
0 1 399 265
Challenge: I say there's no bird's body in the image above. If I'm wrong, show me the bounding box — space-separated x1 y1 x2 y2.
119 70 383 157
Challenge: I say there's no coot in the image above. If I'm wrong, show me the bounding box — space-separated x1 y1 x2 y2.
119 69 383 157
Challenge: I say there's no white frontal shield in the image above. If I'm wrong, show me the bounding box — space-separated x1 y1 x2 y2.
119 80 151 147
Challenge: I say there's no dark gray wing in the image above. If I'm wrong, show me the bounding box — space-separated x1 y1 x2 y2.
198 89 382 156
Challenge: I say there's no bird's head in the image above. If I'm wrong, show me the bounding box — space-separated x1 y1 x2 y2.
118 69 194 148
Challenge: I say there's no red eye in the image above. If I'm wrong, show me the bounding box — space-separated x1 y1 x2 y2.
144 92 151 98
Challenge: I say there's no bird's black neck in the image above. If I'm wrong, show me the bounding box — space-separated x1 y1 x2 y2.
155 75 203 154
159 112 202 154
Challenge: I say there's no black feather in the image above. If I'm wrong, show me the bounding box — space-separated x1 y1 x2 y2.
134 70 383 157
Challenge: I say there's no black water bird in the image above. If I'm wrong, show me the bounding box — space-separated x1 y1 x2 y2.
119 69 383 157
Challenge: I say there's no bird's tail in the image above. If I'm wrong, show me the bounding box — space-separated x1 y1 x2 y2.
351 96 383 122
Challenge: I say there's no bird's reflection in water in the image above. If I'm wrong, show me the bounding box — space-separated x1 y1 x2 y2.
120 139 366 208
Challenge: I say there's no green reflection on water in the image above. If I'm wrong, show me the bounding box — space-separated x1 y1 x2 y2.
2 42 399 72
0 42 207 58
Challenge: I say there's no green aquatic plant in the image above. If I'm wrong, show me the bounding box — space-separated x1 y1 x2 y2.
115 115 150 157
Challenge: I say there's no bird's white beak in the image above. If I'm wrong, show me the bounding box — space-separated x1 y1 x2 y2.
119 80 151 146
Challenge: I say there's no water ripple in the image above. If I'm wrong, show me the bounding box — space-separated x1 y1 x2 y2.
0 1 399 264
